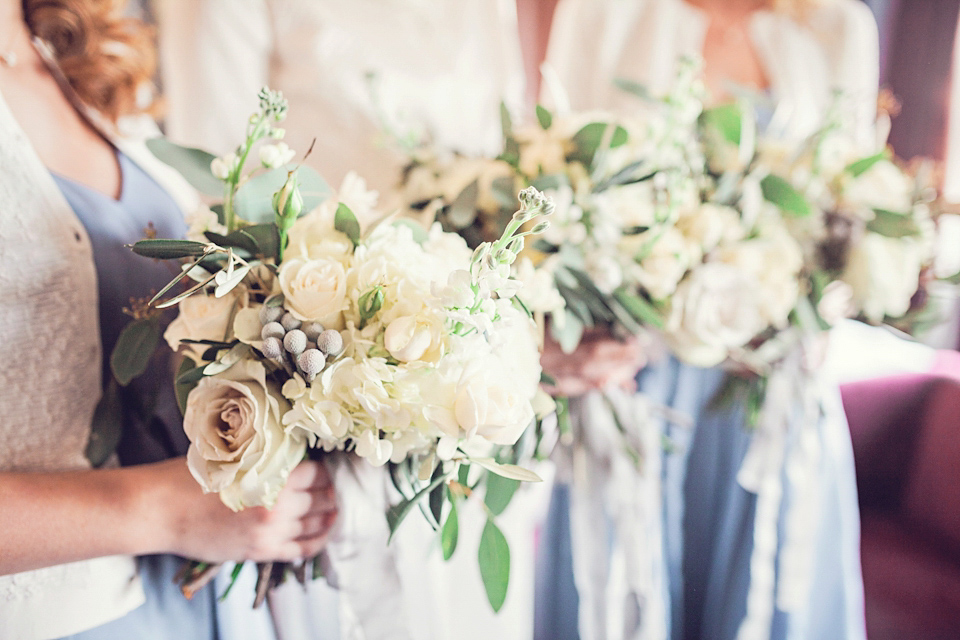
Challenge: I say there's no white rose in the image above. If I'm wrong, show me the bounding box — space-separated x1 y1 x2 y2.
164 290 246 363
453 370 534 446
184 360 306 511
383 312 447 363
843 159 913 214
258 142 296 169
666 263 767 367
278 257 349 328
843 233 924 322
284 210 355 263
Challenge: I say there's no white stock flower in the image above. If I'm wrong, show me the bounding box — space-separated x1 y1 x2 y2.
513 257 565 316
184 360 306 511
164 290 247 363
843 233 924 322
258 142 296 169
278 256 349 328
210 153 239 180
665 263 767 367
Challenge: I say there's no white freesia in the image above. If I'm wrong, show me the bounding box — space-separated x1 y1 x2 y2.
165 289 247 363
666 263 767 367
843 232 925 322
278 256 349 327
183 360 306 511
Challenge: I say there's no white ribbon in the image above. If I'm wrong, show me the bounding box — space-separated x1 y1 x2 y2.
566 388 668 640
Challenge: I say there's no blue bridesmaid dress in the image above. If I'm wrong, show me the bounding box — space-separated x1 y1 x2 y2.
51 151 220 640
534 355 866 640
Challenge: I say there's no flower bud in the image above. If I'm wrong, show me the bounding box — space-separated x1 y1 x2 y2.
273 172 303 232
529 221 550 235
358 286 384 322
210 153 238 181
259 305 283 325
261 336 283 360
261 322 285 341
297 349 325 377
283 329 307 355
280 312 302 332
302 321 325 342
316 329 344 357
259 142 295 169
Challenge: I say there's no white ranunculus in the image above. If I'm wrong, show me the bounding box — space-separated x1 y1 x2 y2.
184 360 306 511
665 263 767 367
843 159 913 214
843 232 924 322
258 142 296 169
278 257 349 328
164 289 247 363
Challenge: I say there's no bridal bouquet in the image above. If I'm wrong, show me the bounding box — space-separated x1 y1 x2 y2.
111 88 553 611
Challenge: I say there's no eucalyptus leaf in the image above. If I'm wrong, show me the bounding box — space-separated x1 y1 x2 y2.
550 307 585 354
110 317 161 386
500 101 514 140
132 239 210 260
234 166 332 224
335 203 362 246
530 175 567 192
845 151 889 178
470 458 542 483
447 180 479 229
441 499 459 561
491 176 519 210
760 174 812 217
484 473 520 517
536 105 553 130
478 519 510 612
85 378 123 467
146 138 222 196
175 358 201 415
866 209 920 238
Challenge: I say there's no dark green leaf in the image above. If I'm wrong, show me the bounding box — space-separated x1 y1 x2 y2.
132 239 209 260
570 122 629 166
760 174 812 217
239 224 281 259
845 151 889 178
447 180 479 229
218 562 246 602
866 209 921 238
85 378 123 467
234 167 332 224
500 101 514 141
386 470 450 540
205 230 258 256
484 473 520 516
177 363 208 386
429 464 445 525
175 358 201 416
491 176 519 210
335 203 362 246
594 163 657 193
146 138 222 196
699 104 742 146
478 519 510 612
457 464 471 487
613 289 664 329
110 318 161 386
536 105 553 130
441 499 459 561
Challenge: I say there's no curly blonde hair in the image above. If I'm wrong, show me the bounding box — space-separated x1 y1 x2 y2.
23 0 155 121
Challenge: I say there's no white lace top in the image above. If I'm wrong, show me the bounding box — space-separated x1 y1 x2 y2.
0 60 208 637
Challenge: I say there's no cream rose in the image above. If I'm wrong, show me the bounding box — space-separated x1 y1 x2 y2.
384 313 446 363
183 360 306 511
278 256 349 328
164 290 246 363
666 263 767 367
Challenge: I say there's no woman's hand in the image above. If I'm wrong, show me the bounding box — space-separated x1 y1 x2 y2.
149 458 338 563
540 327 648 397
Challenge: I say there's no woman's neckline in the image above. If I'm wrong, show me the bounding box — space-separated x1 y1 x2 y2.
50 149 128 205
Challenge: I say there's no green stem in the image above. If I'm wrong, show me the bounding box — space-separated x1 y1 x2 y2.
223 180 236 234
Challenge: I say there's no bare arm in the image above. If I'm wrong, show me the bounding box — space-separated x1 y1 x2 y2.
0 458 337 577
